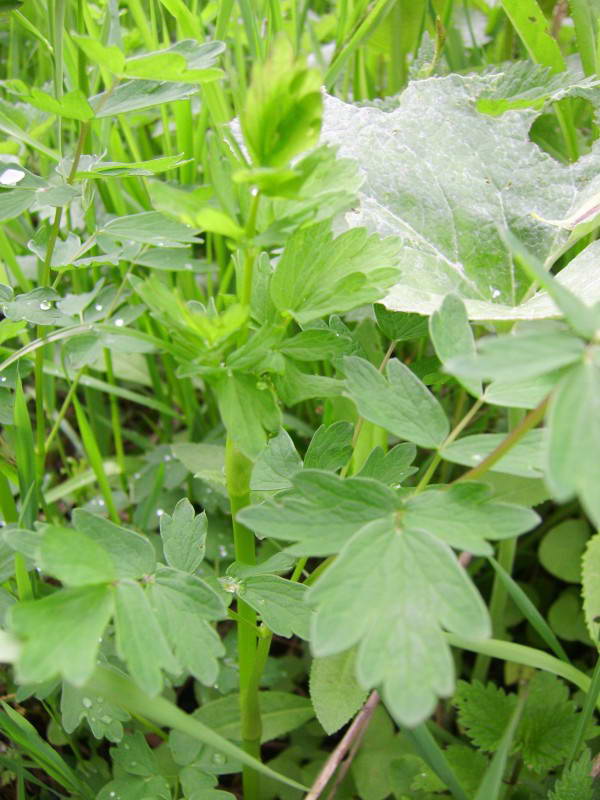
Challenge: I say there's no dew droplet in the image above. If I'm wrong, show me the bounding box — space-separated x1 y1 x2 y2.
100 715 112 723
94 304 103 311
0 376 6 383
185 262 194 271
82 697 92 708
133 472 141 480
163 454 172 462
0 168 25 186
472 454 482 462
114 318 125 327
218 545 228 558
156 508 164 517
491 287 501 299
212 752 226 765
39 301 52 311
97 498 105 507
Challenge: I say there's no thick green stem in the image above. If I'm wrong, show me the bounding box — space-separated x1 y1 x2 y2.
225 435 261 800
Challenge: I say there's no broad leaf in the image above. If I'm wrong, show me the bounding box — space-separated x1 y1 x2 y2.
308 518 490 726
582 532 600 646
303 421 354 472
321 76 600 319
250 429 302 491
430 294 481 397
344 356 449 448
61 681 129 743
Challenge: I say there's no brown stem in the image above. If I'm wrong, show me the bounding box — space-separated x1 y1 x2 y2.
304 691 380 800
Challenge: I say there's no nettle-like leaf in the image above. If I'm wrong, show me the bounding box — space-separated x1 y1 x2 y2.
548 750 593 800
321 74 600 320
455 673 586 774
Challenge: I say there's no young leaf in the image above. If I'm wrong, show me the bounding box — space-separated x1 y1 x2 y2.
101 211 200 246
250 429 302 491
310 648 368 735
270 221 401 324
356 443 417 485
9 585 114 685
344 356 449 448
430 294 481 397
303 421 354 471
241 35 322 168
61 680 129 743
160 498 207 573
309 519 490 726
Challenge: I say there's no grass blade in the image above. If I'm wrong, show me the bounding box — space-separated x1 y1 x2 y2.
404 723 469 800
474 691 526 800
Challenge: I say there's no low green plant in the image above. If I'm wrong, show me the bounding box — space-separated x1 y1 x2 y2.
1 1 600 799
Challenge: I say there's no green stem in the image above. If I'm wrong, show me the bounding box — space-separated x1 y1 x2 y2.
225 435 261 800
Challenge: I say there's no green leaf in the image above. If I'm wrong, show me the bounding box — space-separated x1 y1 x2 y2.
98 776 170 800
160 498 207 573
430 294 481 397
279 328 354 362
72 510 156 579
321 76 600 319
517 673 581 773
454 680 517 752
344 356 449 448
374 305 428 341
476 62 595 115
473 691 525 800
310 648 368 734
303 421 354 471
241 35 322 168
213 372 281 460
238 575 311 639
171 443 226 490
404 484 539 555
101 211 200 246
39 525 116 586
114 581 179 695
91 80 196 116
11 84 94 121
150 579 225 686
582 532 600 646
154 566 227 620
274 358 344 405
356 443 417 486
238 470 398 556
539 519 590 583
549 587 591 645
270 220 401 324
549 750 593 800
499 0 565 71
124 40 224 83
448 327 585 383
309 518 489 726
75 154 187 178
61 680 129 743
441 430 545 478
10 585 114 685
545 357 600 527
250 429 302 491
